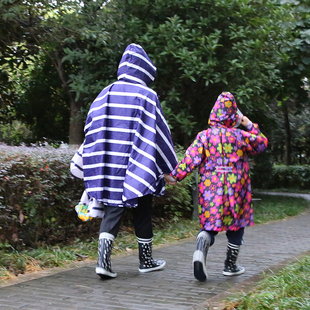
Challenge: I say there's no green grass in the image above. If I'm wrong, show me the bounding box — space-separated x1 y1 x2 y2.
256 188 310 194
0 194 309 283
224 255 310 310
0 219 198 281
253 194 309 224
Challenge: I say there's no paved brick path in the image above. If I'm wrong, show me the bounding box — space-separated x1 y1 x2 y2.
0 194 309 310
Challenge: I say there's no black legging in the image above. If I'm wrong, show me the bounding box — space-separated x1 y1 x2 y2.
99 195 153 239
205 228 244 246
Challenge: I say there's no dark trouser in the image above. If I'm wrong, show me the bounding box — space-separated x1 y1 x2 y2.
204 228 244 246
99 195 153 239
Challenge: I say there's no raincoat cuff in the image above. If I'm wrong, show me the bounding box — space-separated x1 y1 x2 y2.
246 121 253 130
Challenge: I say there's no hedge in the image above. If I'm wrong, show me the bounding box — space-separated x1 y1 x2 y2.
3 144 307 250
0 145 193 249
270 164 310 190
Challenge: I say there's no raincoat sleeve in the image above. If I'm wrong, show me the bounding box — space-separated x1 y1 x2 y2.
242 122 268 155
170 131 206 182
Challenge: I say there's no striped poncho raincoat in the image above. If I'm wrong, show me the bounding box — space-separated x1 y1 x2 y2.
82 43 178 208
171 92 268 232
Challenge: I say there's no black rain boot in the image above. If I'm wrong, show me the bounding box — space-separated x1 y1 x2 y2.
223 242 245 276
193 230 211 281
96 232 117 278
138 237 166 273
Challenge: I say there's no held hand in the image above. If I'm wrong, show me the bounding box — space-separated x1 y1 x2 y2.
164 174 177 185
241 116 251 127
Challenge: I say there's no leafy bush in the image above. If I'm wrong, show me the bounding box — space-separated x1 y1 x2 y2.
0 145 194 249
270 165 310 190
152 145 194 222
0 144 98 249
0 121 33 146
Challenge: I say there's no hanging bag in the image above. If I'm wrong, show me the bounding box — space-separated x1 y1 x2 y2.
75 190 105 221
70 143 105 221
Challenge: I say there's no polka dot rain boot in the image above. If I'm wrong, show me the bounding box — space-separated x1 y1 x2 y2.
193 230 211 281
96 232 117 278
138 237 166 273
222 242 245 276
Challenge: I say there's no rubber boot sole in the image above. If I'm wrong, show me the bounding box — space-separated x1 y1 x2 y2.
96 267 117 278
193 250 207 281
223 266 245 276
139 260 166 273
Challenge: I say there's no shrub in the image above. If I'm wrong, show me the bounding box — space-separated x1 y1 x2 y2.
0 144 98 249
0 144 193 249
152 145 194 222
0 121 33 146
270 165 310 190
152 179 193 222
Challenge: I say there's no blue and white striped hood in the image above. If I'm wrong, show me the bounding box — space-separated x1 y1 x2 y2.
82 43 178 208
117 43 156 86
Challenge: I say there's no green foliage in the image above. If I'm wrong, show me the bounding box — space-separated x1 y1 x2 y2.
27 246 78 268
153 145 194 221
0 218 199 279
0 145 194 250
153 181 193 222
267 1 310 165
269 103 310 166
0 121 33 145
270 165 310 190
0 242 29 276
226 255 310 310
0 145 96 249
15 54 71 142
1 0 309 160
266 101 310 165
0 238 98 277
115 0 293 144
2 0 297 146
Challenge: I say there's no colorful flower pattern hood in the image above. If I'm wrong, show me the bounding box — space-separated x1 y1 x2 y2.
208 92 240 128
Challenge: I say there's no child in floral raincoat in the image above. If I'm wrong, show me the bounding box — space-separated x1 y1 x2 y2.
170 92 268 281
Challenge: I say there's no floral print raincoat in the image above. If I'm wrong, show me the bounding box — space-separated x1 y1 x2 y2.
171 92 268 232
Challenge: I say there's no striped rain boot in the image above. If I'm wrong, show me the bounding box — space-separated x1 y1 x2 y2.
138 237 166 273
96 232 117 278
193 230 211 281
222 242 245 276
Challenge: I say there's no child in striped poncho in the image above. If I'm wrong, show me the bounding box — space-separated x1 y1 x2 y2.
80 43 178 278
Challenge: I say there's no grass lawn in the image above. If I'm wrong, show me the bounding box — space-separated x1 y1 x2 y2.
252 193 310 223
223 254 310 310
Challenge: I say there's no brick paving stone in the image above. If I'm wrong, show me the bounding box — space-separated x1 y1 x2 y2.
0 197 309 310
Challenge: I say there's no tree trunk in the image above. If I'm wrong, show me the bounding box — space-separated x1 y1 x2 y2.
51 54 84 146
69 99 84 146
282 101 292 165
